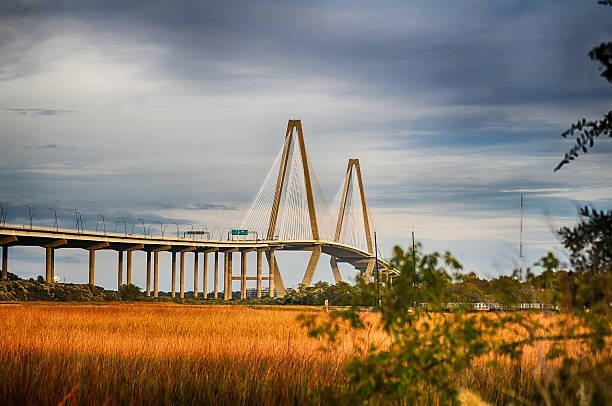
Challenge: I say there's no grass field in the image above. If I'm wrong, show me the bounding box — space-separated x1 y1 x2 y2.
0 303 363 405
0 303 608 405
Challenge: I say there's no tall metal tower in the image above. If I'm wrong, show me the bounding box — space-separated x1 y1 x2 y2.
519 194 524 281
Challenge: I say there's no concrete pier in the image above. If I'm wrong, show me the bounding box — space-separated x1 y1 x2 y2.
153 251 159 298
228 252 233 300
240 251 247 299
202 251 209 299
125 244 143 286
146 252 151 297
0 236 16 280
223 251 235 300
175 247 195 299
2 245 6 280
256 249 262 298
302 246 322 286
171 251 176 297
214 251 219 299
330 256 342 284
193 251 199 299
118 250 124 291
51 249 55 281
45 247 53 282
43 239 65 283
87 242 108 286
88 249 95 285
152 246 170 298
126 251 132 285
268 249 275 297
180 251 185 299
223 252 229 300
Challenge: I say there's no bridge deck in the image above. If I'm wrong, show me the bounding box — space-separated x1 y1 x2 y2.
0 225 391 272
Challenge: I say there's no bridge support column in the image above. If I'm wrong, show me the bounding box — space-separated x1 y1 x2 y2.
224 251 234 300
154 251 159 298
202 252 208 299
226 252 234 300
51 249 55 281
180 251 185 299
171 252 176 298
268 250 275 297
301 246 321 287
228 253 233 299
223 252 228 300
42 239 65 283
2 245 7 280
256 250 262 298
45 247 54 282
266 250 286 297
193 251 199 299
124 244 142 286
240 251 247 299
330 257 343 284
214 252 219 299
118 251 124 292
126 251 132 285
146 252 151 297
88 250 95 286
364 258 376 282
86 243 108 286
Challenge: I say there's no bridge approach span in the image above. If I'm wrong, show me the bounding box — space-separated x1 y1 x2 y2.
0 225 391 299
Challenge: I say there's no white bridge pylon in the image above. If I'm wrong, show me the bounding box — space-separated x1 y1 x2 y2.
240 120 378 293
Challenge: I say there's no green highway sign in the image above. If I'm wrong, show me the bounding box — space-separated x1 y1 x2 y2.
232 229 248 236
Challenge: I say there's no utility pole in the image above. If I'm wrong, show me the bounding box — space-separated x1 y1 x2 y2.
375 231 379 306
519 194 524 281
412 231 416 275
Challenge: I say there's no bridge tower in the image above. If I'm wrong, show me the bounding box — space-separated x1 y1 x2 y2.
240 119 385 295
265 119 321 296
331 159 376 282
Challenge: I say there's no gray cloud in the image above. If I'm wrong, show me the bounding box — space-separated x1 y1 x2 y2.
145 202 238 211
2 1 610 108
3 107 76 115
0 0 611 285
24 144 58 149
185 203 239 211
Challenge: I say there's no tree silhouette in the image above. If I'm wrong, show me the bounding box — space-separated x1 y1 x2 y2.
559 207 612 274
554 2 611 171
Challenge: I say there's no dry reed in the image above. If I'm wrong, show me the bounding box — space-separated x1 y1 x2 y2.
0 303 608 405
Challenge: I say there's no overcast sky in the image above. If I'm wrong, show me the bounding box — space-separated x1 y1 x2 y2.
1 0 611 290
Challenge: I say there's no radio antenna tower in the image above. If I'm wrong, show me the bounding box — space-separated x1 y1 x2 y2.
519 194 524 281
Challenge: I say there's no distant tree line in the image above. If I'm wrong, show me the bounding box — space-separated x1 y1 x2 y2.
0 277 118 301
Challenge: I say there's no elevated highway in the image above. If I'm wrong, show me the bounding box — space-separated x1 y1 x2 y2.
0 224 393 299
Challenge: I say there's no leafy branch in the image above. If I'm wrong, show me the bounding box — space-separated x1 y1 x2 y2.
555 1 611 171
559 206 612 273
555 112 612 171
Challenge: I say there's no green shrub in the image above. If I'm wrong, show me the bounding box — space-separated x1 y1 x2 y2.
119 284 142 301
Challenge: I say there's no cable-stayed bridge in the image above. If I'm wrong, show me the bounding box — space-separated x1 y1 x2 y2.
0 120 395 299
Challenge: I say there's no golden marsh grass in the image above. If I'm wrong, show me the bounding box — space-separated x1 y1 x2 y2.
0 303 608 405
0 303 371 405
